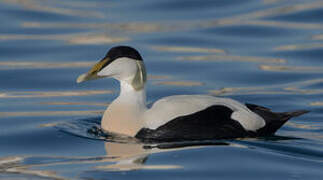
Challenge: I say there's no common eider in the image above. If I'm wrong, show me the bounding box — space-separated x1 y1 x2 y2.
77 46 308 142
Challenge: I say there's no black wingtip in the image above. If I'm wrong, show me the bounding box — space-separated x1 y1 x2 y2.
252 108 309 136
284 110 310 118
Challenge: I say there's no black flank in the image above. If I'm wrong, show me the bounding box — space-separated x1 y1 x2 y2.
135 105 250 142
136 104 309 142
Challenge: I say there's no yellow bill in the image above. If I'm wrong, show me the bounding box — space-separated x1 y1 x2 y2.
76 58 109 83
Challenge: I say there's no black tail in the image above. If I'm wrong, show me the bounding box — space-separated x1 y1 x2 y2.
245 103 309 136
280 110 310 121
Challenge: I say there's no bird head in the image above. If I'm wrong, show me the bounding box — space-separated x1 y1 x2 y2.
77 46 146 91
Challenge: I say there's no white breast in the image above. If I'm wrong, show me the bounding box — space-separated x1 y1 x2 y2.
143 95 265 131
102 102 145 136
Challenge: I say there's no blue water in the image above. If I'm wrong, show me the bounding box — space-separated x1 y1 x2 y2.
0 0 323 179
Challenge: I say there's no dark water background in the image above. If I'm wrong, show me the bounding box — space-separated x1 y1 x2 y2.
0 0 323 179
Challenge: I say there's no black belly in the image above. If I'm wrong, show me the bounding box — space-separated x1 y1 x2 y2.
135 105 254 142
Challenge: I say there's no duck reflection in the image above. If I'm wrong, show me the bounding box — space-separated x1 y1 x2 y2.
96 137 236 171
96 141 182 171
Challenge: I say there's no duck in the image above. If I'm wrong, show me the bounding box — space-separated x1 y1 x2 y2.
77 46 308 142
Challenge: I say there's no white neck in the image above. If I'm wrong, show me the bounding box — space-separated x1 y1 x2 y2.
117 80 147 109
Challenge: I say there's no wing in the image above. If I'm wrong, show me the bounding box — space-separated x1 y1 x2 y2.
137 105 250 142
143 95 265 131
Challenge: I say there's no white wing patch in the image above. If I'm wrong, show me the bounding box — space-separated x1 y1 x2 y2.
143 95 266 131
231 111 265 131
